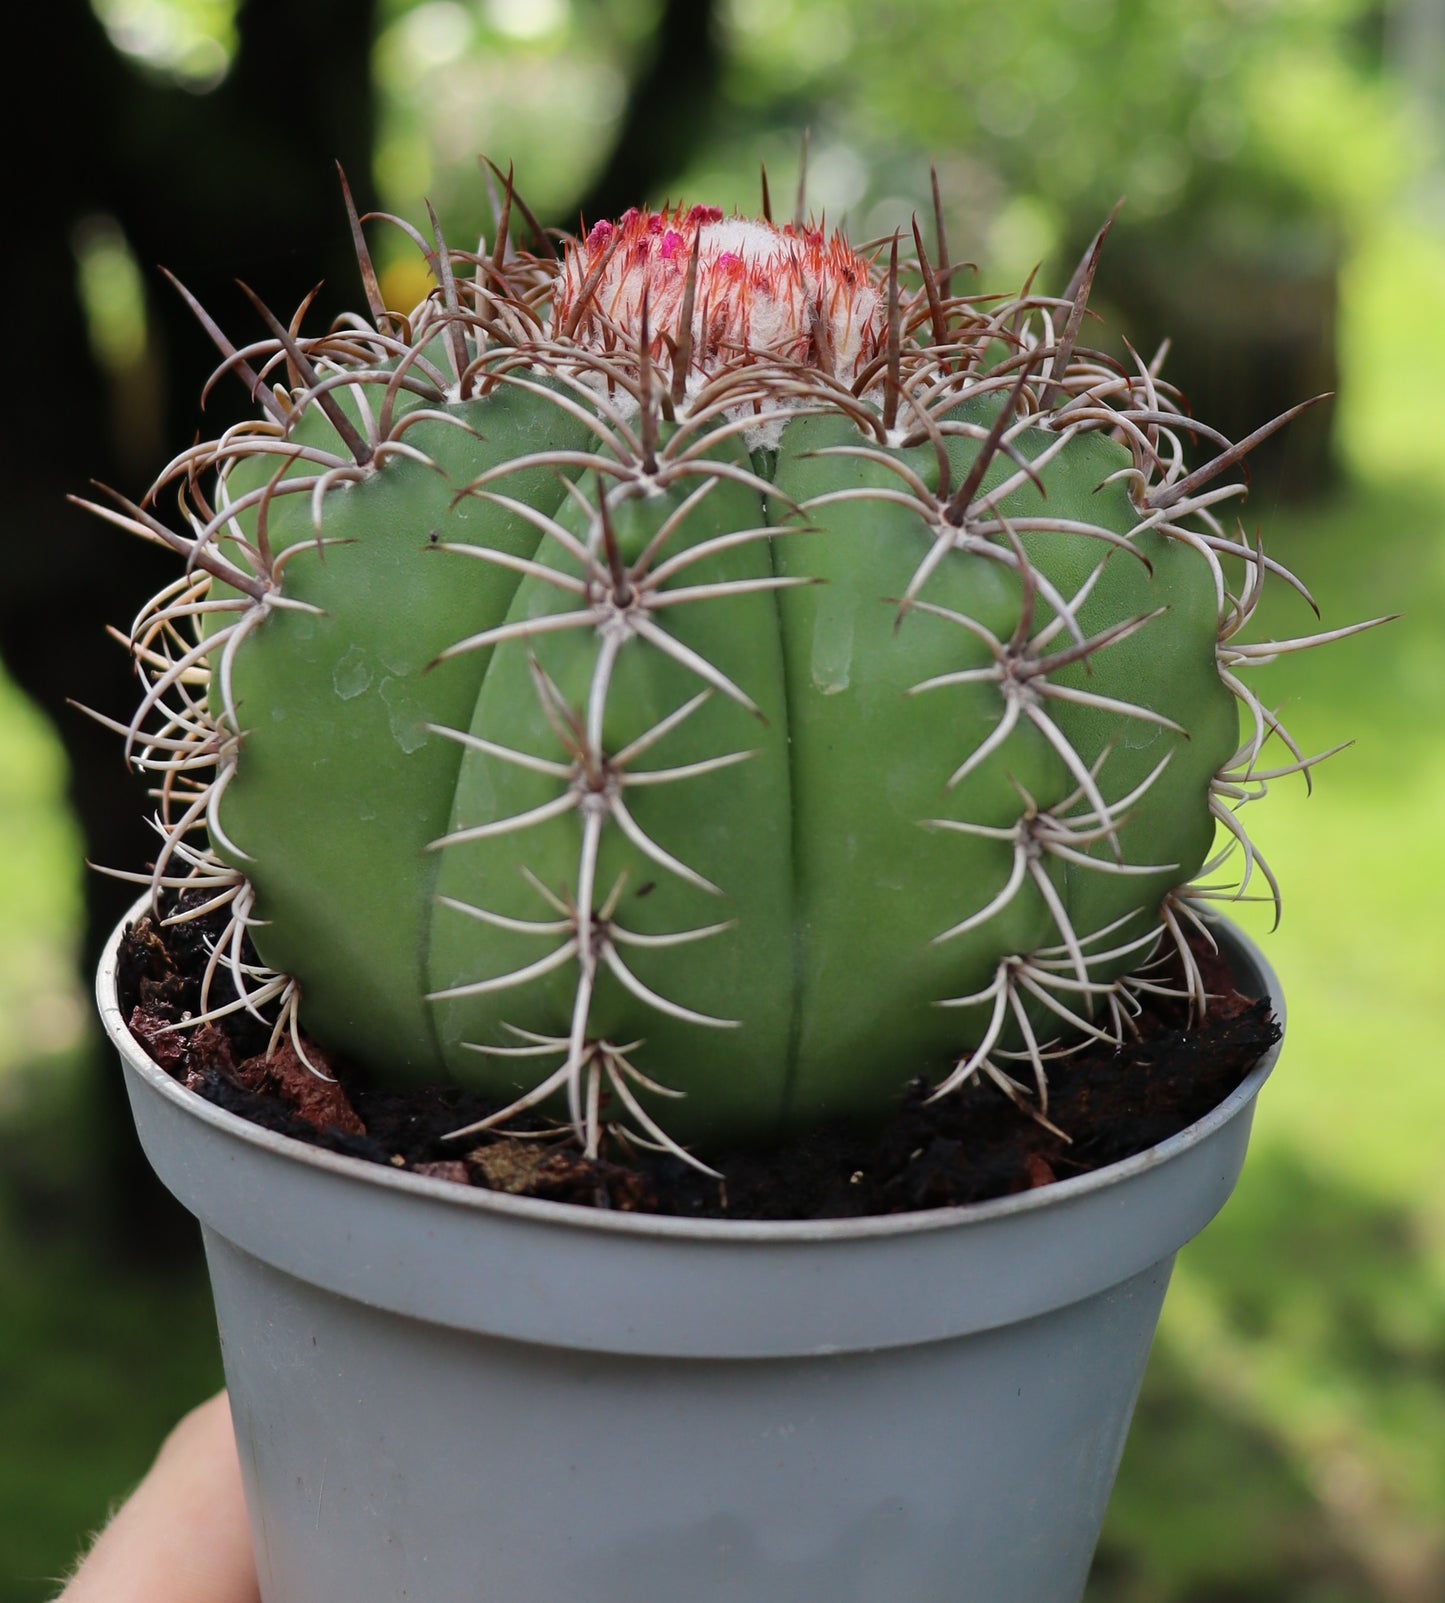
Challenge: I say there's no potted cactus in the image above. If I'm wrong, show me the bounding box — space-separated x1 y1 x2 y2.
89 165 1376 1603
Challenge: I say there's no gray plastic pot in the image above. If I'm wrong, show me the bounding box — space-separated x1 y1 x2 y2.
99 902 1283 1603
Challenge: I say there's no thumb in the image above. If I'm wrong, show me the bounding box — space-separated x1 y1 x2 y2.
59 1391 259 1603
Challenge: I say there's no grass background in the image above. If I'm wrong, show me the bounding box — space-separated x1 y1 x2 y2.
2 204 1443 1603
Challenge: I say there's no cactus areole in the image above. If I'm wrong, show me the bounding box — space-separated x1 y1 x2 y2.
91 172 1373 1171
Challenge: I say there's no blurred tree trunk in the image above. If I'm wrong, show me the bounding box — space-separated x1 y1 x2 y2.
571 0 723 225
3 0 378 1257
1098 218 1341 503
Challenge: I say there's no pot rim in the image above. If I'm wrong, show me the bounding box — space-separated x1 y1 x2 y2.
99 895 1285 1245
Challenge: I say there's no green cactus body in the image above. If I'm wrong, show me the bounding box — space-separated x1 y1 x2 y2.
101 191 1366 1163
211 381 601 1074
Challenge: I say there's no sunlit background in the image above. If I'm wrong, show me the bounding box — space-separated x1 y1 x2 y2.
4 1 1444 1598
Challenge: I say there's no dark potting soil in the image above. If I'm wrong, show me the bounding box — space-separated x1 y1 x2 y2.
117 896 1279 1221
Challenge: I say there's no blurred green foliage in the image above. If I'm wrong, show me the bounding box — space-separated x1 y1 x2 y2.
720 0 1412 243
4 1 1443 1598
0 681 83 1088
362 0 1423 279
372 0 661 230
